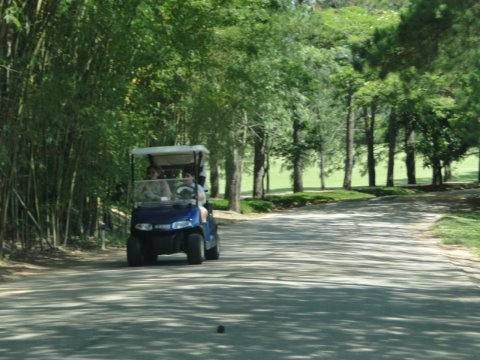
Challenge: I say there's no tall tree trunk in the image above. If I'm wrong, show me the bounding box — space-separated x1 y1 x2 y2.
405 126 416 185
253 126 267 198
477 142 480 183
226 147 242 212
226 111 248 212
443 160 452 182
431 136 443 185
224 155 233 201
386 108 397 187
292 112 303 193
363 106 376 187
209 158 220 198
0 141 17 256
51 209 58 248
343 92 355 189
265 151 271 194
432 159 443 185
318 137 326 190
63 149 80 246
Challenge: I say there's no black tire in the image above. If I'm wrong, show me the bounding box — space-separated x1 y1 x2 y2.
187 233 204 265
127 236 144 267
205 233 220 260
144 253 157 264
142 240 157 264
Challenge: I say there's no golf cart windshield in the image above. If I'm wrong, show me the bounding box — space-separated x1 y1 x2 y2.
133 178 198 206
131 145 208 207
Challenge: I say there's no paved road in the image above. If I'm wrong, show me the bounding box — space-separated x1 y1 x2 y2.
1 192 480 359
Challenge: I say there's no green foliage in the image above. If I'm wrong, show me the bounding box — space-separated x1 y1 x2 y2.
315 0 411 10
369 0 478 73
210 198 275 213
243 199 276 213
211 190 373 213
265 193 335 207
321 6 399 45
368 0 480 151
210 199 229 211
356 187 419 196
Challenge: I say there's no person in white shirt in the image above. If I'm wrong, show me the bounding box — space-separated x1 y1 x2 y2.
182 170 208 223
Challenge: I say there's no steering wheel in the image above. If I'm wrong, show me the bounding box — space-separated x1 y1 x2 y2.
175 185 195 200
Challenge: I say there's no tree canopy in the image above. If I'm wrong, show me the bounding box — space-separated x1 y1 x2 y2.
1 0 478 255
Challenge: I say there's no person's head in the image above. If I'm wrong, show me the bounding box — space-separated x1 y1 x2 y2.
146 165 160 180
182 170 194 184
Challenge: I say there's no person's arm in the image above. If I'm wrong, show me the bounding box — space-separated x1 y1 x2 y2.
196 184 206 205
162 180 172 199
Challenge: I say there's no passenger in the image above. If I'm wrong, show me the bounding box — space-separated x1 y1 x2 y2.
139 165 171 201
182 170 208 223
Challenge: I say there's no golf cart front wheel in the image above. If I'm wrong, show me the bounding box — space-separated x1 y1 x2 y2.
205 233 220 260
127 236 144 267
187 233 204 265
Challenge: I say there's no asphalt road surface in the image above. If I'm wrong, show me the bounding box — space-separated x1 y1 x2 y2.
1 191 480 359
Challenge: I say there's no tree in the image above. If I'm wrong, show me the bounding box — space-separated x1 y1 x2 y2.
0 0 188 253
322 7 398 189
368 0 480 182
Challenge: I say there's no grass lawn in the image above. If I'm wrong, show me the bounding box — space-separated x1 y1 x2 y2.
434 203 480 256
225 152 480 196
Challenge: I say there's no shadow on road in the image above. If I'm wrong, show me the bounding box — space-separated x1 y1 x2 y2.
1 195 480 359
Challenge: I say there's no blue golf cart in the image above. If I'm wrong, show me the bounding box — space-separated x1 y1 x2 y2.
126 145 220 266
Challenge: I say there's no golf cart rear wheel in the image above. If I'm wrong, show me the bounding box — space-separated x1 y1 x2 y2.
127 236 144 267
187 233 204 265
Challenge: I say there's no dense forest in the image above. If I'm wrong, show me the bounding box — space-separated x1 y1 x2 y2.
1 0 479 255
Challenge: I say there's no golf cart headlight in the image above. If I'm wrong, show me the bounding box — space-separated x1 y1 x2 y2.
172 220 193 229
135 223 153 231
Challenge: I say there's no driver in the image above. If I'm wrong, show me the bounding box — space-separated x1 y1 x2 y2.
182 170 208 223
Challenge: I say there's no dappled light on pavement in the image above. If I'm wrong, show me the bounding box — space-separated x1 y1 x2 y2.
1 192 480 359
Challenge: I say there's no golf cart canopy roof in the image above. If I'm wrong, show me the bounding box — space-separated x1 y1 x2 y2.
131 145 209 167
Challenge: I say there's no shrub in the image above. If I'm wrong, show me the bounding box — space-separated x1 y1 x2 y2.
210 199 274 213
356 187 419 197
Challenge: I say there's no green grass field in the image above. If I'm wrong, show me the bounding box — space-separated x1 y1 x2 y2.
230 153 479 195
